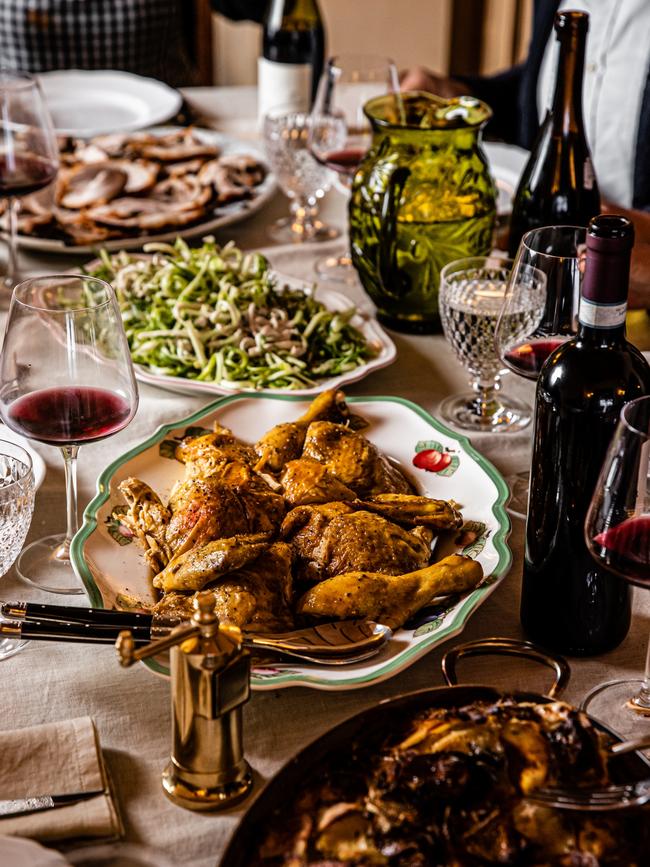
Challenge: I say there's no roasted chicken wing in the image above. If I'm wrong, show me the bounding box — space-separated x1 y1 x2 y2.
280 458 356 506
153 533 270 592
175 423 256 476
297 554 483 628
118 478 172 570
254 389 352 473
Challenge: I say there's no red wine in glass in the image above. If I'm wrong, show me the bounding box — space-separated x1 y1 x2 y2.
0 153 58 199
592 516 650 588
503 336 568 379
317 146 366 178
7 386 132 446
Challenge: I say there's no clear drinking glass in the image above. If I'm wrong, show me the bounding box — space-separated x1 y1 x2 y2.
263 108 338 244
0 439 35 659
581 396 650 738
309 54 398 282
438 256 546 431
0 275 138 594
0 70 59 292
495 226 585 516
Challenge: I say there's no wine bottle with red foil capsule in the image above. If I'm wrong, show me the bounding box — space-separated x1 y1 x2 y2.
521 215 650 656
508 11 600 257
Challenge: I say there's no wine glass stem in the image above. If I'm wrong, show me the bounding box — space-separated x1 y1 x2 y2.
469 374 503 419
290 197 318 240
3 196 18 290
57 444 80 561
632 635 650 711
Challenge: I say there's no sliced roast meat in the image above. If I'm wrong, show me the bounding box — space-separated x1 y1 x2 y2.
137 129 219 163
150 175 212 211
217 153 267 187
87 197 206 230
109 159 159 194
58 164 127 209
198 160 252 204
164 158 207 178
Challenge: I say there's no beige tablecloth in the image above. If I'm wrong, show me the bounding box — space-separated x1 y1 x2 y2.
0 88 648 867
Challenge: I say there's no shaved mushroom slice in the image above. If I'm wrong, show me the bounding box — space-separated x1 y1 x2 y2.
164 158 206 178
74 143 111 164
52 207 115 245
218 153 267 187
199 160 252 204
139 130 219 162
58 164 127 209
89 133 132 155
151 175 212 210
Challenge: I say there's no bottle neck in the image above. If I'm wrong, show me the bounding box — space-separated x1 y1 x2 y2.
578 243 630 342
266 0 321 29
551 29 587 135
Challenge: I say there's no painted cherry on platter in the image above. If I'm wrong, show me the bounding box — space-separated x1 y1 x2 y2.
413 449 452 473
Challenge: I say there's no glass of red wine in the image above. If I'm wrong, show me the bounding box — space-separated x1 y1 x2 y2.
581 396 650 738
308 54 398 283
494 225 586 517
0 275 138 594
0 70 59 291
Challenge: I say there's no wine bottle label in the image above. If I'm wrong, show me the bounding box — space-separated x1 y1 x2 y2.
578 297 627 328
258 58 311 120
583 157 595 190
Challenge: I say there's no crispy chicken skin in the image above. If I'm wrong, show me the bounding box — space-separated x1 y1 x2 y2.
254 389 352 474
153 542 294 632
297 554 483 628
153 533 270 593
282 504 433 583
302 421 411 496
280 458 357 506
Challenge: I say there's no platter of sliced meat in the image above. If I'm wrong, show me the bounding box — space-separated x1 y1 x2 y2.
1 126 274 252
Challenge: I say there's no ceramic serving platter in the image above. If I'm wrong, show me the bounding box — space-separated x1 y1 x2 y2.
126 273 397 398
70 394 511 691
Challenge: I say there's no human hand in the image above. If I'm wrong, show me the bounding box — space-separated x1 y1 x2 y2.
399 66 470 98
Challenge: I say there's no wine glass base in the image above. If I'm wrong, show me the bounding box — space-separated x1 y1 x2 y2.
267 217 340 244
16 534 86 595
314 253 358 284
505 470 530 520
439 393 531 433
0 637 28 660
581 679 650 741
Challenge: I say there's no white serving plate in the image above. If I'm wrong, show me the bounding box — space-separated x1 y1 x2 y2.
0 425 46 490
13 127 276 254
71 394 511 691
127 272 396 398
38 69 182 137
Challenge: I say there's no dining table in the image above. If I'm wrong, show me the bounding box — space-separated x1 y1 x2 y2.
1 85 650 867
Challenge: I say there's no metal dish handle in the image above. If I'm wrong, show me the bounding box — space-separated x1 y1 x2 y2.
442 637 571 699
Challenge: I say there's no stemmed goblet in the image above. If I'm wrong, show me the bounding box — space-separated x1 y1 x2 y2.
0 439 35 658
0 70 59 291
581 395 650 738
438 256 546 431
308 54 398 282
495 226 586 515
263 107 338 244
0 275 138 594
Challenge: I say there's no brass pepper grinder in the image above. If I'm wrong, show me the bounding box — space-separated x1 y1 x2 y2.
116 592 253 811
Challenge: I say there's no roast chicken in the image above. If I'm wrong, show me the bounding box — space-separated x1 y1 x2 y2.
119 391 483 632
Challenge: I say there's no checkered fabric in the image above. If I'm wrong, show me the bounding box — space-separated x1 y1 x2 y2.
0 0 194 85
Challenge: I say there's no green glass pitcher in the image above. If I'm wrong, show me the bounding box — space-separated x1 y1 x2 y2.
349 92 496 333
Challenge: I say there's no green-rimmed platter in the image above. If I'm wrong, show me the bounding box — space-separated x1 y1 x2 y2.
71 394 511 690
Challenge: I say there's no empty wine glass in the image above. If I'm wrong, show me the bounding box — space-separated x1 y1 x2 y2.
309 54 398 282
0 70 59 291
0 439 35 659
0 275 138 594
438 256 546 431
263 107 338 243
495 226 586 516
581 396 650 738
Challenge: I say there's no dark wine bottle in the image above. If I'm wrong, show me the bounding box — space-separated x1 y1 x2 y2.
508 11 600 257
521 215 650 656
258 0 325 118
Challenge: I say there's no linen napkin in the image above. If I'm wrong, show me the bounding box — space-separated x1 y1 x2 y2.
0 717 122 843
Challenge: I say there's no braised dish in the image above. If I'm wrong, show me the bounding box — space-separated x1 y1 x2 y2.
117 390 484 632
233 694 649 866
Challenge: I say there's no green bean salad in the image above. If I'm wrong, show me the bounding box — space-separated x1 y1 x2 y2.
88 238 376 390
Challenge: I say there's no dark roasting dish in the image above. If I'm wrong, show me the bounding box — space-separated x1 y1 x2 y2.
221 640 650 867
